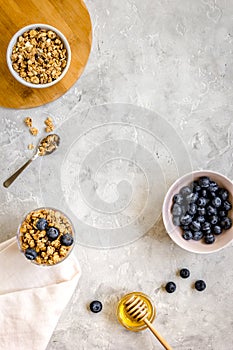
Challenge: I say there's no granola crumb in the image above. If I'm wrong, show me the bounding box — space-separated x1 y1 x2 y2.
44 116 55 133
28 143 34 150
29 127 39 136
24 117 33 127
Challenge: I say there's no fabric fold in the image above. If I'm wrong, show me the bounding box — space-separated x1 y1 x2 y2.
0 236 81 350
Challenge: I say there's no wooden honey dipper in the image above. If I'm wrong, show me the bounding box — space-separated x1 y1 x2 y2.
124 295 172 350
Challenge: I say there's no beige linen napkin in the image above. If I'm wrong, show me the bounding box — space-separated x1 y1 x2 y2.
0 236 81 350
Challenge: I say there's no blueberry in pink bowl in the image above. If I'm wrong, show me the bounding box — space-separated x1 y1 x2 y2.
162 171 233 254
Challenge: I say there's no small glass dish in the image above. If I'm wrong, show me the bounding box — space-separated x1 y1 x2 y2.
17 207 75 266
117 291 156 332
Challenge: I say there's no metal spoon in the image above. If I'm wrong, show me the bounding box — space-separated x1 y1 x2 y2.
3 134 60 188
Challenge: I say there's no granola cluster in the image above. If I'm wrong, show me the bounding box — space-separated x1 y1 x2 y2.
24 116 55 149
24 116 39 136
19 208 74 265
38 134 60 156
44 116 55 133
11 27 67 85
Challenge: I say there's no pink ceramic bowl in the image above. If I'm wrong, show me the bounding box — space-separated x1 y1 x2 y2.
162 170 233 254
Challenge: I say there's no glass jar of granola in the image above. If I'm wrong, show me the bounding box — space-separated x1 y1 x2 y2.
17 207 75 266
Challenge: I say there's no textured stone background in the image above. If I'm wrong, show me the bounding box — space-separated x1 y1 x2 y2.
1 0 233 349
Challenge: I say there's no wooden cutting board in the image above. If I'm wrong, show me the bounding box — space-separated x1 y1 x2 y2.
0 0 92 108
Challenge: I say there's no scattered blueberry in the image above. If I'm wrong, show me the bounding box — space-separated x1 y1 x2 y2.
90 300 102 313
180 268 190 279
47 227 59 241
60 233 74 246
204 234 215 244
165 281 176 293
25 248 37 260
36 218 48 231
195 280 206 292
